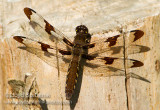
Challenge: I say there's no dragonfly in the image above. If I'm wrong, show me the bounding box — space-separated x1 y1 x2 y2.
13 7 150 100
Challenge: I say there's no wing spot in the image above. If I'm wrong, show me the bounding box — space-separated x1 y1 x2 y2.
13 36 24 44
102 57 118 65
131 59 144 68
24 7 33 20
131 30 144 42
38 42 51 51
105 35 120 47
44 20 55 35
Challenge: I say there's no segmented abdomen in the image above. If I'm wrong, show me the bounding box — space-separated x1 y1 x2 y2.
65 55 80 100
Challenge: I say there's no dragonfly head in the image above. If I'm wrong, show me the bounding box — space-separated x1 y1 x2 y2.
75 25 88 34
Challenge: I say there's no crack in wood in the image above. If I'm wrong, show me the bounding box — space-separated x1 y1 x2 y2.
123 28 130 110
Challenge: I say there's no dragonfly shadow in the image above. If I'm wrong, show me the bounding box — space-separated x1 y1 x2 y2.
111 45 150 55
18 46 70 65
98 66 151 83
91 45 150 57
132 45 150 53
17 44 151 110
38 98 48 110
69 57 86 110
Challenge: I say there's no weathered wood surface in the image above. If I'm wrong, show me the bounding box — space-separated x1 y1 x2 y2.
0 0 160 110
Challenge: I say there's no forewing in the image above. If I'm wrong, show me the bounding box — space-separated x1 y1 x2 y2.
24 7 73 48
87 30 145 57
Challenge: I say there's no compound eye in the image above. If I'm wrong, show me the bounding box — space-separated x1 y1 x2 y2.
75 25 88 33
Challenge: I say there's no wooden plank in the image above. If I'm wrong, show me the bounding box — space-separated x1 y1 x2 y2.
125 15 160 110
0 1 3 110
0 0 160 110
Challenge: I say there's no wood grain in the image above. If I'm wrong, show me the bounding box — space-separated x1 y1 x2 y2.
1 0 160 110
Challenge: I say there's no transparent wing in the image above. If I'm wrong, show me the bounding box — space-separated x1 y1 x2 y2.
24 7 73 48
13 36 71 72
86 30 145 57
83 56 143 77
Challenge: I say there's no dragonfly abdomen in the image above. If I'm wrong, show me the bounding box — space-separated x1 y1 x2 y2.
65 54 81 100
